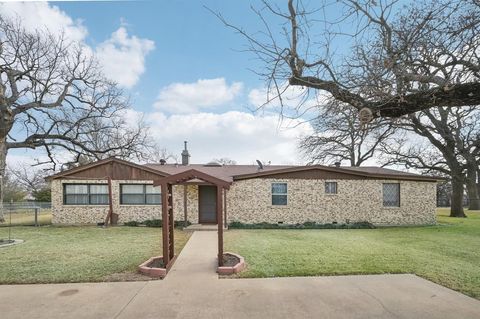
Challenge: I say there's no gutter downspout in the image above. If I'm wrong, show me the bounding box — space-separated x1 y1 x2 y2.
224 190 227 229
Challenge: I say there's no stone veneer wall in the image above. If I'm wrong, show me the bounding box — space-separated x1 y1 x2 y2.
52 177 436 226
172 184 199 224
225 178 437 226
52 179 161 224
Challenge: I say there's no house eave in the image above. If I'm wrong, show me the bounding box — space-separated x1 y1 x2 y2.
45 157 169 181
232 165 442 182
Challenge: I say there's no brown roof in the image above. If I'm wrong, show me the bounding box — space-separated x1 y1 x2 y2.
231 165 441 182
145 163 441 182
339 166 427 177
152 169 232 189
144 164 292 183
47 157 441 183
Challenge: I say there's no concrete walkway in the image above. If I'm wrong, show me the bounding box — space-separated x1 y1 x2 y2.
1 231 479 319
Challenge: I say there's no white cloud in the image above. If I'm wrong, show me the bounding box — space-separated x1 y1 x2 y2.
96 27 155 88
0 2 87 43
0 3 153 88
154 78 243 114
145 111 313 164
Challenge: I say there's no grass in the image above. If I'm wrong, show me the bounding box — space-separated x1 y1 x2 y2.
225 209 480 299
0 210 52 227
0 226 190 284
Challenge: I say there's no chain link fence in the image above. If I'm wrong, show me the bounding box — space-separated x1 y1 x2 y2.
0 202 52 226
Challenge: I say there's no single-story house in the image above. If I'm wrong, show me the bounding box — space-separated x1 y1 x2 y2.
47 144 439 226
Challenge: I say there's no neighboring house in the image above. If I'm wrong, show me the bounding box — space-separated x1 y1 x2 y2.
47 144 439 226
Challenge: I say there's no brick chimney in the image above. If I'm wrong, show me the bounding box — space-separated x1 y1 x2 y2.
181 141 190 166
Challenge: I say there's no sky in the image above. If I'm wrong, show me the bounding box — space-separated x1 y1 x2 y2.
2 0 337 167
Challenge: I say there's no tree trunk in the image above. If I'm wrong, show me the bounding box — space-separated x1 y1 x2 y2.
450 176 466 217
466 164 480 210
0 139 6 222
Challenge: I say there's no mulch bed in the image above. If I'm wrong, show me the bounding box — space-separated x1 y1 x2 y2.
148 258 166 269
222 253 240 267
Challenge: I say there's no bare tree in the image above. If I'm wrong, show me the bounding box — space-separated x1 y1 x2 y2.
2 170 26 203
0 17 148 221
300 102 395 166
8 164 47 196
213 0 480 120
381 107 480 217
65 115 150 165
213 158 237 165
144 145 179 164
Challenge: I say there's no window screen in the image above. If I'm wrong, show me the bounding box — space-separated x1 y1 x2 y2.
64 184 89 205
272 183 287 205
383 183 400 207
64 184 108 205
145 185 161 204
325 181 337 194
89 185 109 205
120 184 161 205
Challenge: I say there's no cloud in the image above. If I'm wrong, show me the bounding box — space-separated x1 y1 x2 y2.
154 78 243 114
145 111 313 164
96 27 155 88
0 2 153 88
0 2 87 43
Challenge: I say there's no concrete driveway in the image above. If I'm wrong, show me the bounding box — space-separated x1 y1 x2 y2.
1 232 479 319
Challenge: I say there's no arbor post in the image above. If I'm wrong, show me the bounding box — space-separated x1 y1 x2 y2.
217 186 224 267
161 183 170 265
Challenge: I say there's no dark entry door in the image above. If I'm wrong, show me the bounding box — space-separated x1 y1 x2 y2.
199 185 217 224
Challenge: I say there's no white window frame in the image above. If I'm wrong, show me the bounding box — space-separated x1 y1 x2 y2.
63 184 109 205
120 184 161 205
325 181 338 194
271 182 288 206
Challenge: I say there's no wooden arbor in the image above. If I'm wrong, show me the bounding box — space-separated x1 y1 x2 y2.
153 169 231 267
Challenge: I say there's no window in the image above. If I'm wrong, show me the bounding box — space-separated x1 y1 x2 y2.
383 183 400 207
325 181 337 194
121 184 145 205
64 184 109 205
89 185 109 205
120 184 161 205
272 183 287 205
146 185 162 204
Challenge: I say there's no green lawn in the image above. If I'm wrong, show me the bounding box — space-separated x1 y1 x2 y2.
225 209 480 299
0 226 190 284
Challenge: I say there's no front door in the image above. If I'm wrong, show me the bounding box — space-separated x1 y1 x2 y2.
199 185 217 224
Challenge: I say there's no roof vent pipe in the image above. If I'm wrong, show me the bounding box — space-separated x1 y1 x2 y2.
159 159 166 165
181 141 190 166
334 161 341 168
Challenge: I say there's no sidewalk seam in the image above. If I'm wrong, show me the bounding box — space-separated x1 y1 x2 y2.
112 281 149 319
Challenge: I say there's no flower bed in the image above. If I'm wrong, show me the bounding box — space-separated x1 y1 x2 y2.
217 252 245 275
138 256 167 278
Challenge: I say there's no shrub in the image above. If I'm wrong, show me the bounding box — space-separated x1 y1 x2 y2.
144 219 162 227
174 220 192 228
302 221 317 227
229 221 244 229
228 221 375 229
142 219 191 228
123 221 139 227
